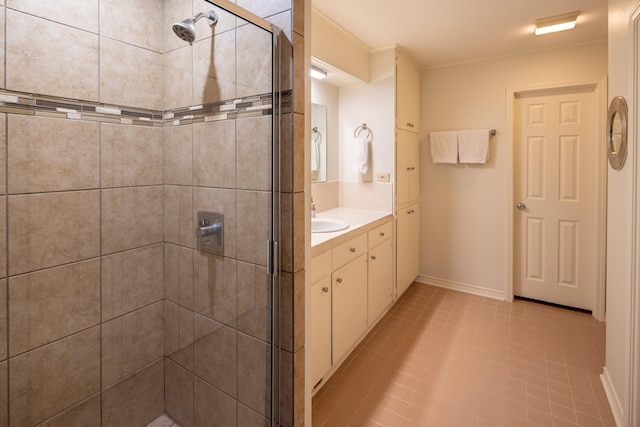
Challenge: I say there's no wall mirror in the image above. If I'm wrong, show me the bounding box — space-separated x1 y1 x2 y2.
607 96 628 171
311 103 327 182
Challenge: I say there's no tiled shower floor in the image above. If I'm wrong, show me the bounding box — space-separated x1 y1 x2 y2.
312 283 615 426
147 414 180 427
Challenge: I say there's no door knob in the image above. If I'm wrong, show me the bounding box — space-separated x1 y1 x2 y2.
516 202 526 210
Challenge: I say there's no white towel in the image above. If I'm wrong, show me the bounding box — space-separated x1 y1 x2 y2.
458 129 490 163
311 133 320 172
429 131 458 163
352 136 368 173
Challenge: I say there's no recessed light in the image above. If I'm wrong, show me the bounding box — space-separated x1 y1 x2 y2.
535 11 579 36
310 65 327 79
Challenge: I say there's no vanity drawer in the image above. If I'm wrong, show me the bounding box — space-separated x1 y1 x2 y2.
332 233 367 268
311 250 331 283
368 221 392 248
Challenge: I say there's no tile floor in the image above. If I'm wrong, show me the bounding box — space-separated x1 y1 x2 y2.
312 284 615 426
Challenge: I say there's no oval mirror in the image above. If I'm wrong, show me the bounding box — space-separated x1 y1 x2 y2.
607 96 628 170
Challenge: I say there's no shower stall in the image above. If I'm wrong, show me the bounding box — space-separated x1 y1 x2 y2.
0 0 297 425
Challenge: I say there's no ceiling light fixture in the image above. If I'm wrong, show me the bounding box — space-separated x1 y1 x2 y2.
535 11 579 36
310 65 327 79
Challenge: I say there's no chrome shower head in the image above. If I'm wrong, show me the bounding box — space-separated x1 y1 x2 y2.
172 10 218 44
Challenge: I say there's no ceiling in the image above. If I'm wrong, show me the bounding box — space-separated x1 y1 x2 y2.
311 0 608 70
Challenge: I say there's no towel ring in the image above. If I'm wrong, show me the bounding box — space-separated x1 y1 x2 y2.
354 123 373 140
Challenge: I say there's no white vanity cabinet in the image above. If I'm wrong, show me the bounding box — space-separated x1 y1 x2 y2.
367 222 393 323
396 202 420 297
311 252 332 388
311 215 393 390
394 49 421 297
396 129 420 206
331 253 367 363
396 51 420 133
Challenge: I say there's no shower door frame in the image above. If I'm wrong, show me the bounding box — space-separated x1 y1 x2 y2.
204 1 285 425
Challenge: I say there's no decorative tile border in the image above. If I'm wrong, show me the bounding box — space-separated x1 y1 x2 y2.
0 89 279 126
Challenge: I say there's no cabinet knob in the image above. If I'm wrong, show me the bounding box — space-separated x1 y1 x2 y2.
371 255 377 260
336 278 343 283
410 209 415 214
379 232 385 237
410 167 415 170
349 247 356 253
406 167 411 171
322 287 329 293
407 122 414 128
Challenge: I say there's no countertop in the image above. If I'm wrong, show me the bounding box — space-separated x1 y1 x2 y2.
311 208 393 257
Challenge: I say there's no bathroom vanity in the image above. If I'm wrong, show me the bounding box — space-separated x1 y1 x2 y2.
311 208 393 390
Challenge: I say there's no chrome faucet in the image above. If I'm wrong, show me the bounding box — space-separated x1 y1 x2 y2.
311 196 316 218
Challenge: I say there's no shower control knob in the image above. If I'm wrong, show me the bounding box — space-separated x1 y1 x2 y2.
516 202 526 211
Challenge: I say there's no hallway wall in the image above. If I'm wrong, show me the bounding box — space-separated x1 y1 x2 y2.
419 41 607 297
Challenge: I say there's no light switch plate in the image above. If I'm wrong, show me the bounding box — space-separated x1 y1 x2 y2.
376 173 390 182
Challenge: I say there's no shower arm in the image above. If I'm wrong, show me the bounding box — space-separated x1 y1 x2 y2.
191 11 218 26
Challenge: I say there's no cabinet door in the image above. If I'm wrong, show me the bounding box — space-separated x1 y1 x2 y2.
396 204 419 297
311 276 332 387
332 254 367 363
368 239 394 323
396 52 420 132
397 129 420 206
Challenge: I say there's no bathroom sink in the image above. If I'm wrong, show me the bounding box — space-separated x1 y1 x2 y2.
312 217 349 233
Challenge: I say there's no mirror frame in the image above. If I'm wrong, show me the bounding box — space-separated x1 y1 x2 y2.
607 95 628 171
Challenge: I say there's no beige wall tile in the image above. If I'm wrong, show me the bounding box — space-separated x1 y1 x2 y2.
165 358 194 427
163 125 193 186
101 360 164 427
236 116 272 191
293 33 304 114
0 362 5 427
268 11 293 43
0 280 5 361
236 190 270 266
238 333 271 417
0 9 4 89
193 317 237 397
193 187 237 258
100 37 163 110
8 115 100 194
194 376 237 427
236 0 291 18
8 191 100 275
102 302 164 388
238 404 269 426
0 200 5 279
6 10 99 101
101 123 163 188
194 255 237 325
193 30 236 104
164 185 194 248
165 244 195 308
8 0 99 32
193 1 238 41
293 113 305 193
0 116 5 194
293 0 304 36
9 327 100 426
193 120 236 188
101 0 163 52
165 301 194 371
102 244 164 321
101 186 163 255
9 259 100 357
237 262 270 343
34 395 100 427
236 24 272 98
164 47 194 110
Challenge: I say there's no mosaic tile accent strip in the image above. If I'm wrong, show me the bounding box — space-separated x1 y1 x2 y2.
0 89 280 127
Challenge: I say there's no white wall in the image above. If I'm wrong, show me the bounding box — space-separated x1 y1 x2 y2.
603 0 637 425
419 42 607 296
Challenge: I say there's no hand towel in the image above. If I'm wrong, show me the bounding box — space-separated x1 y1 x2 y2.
311 133 320 172
352 136 369 173
429 131 458 163
458 129 490 163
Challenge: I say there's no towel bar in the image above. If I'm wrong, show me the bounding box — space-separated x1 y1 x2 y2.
354 123 373 139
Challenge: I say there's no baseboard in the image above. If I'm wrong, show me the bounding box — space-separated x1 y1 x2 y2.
415 275 506 301
600 368 624 426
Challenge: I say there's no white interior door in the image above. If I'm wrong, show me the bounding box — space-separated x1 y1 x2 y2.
514 87 597 311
